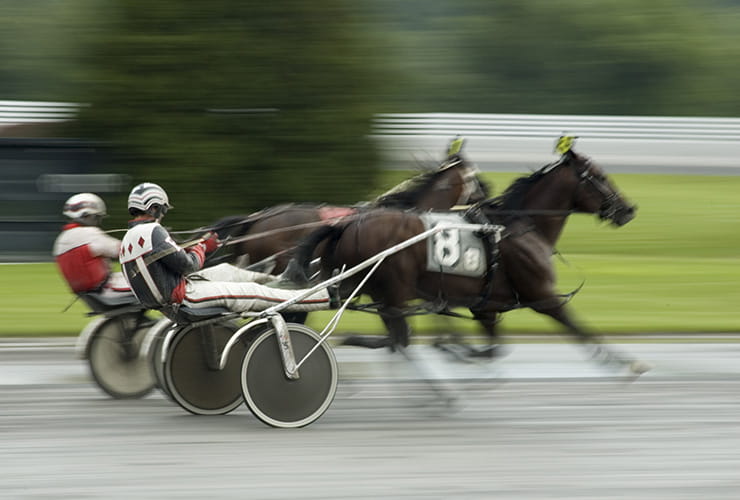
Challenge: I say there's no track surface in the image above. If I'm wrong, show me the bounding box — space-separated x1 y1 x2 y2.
1 340 740 499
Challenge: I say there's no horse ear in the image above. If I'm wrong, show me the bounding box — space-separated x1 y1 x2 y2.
554 135 578 156
447 136 466 157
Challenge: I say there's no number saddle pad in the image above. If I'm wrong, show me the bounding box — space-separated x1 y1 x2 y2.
419 212 487 278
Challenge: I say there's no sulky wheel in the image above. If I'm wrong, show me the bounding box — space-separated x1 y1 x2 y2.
145 318 175 398
241 323 337 428
163 321 248 415
87 311 157 399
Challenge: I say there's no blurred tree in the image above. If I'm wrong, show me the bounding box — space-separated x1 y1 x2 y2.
362 0 740 116
72 0 388 227
0 0 90 100
453 0 740 116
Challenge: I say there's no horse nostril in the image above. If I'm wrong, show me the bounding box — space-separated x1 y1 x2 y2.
618 204 637 225
625 205 637 220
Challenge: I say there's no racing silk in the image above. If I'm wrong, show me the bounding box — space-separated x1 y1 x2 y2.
119 218 204 309
53 223 120 293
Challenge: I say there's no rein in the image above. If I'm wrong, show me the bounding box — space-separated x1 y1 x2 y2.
482 208 576 216
209 209 369 247
466 248 586 315
103 213 264 237
170 203 319 237
219 217 355 246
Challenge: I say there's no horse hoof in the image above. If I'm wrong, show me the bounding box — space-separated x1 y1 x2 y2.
341 335 364 347
434 343 473 363
279 258 309 287
341 334 390 349
629 360 652 375
469 344 505 359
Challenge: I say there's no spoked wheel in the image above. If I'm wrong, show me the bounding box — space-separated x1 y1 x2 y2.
88 312 157 399
163 321 250 415
241 324 337 428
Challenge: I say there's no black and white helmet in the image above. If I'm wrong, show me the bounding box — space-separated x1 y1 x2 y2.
63 193 107 220
127 183 171 213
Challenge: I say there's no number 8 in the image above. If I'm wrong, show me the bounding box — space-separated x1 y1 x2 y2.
433 229 460 267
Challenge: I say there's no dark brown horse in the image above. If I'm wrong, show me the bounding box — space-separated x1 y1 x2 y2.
210 153 490 273
292 147 650 375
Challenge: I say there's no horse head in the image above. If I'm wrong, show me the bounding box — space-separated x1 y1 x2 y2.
435 154 491 207
561 150 636 226
482 144 636 245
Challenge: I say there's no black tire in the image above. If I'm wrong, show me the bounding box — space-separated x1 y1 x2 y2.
88 312 156 399
163 321 248 415
241 324 337 428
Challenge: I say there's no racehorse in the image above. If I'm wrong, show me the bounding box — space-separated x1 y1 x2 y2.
290 143 651 375
209 151 490 273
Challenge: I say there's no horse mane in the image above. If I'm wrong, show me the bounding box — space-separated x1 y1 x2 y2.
372 166 447 209
484 159 563 212
372 155 491 208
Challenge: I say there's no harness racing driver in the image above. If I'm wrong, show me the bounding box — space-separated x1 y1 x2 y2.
119 182 338 315
53 193 133 300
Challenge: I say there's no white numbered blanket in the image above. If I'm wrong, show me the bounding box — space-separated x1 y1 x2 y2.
419 212 487 277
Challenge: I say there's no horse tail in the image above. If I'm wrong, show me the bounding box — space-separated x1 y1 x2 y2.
291 223 345 284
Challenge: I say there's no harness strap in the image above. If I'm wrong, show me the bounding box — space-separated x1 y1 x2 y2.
124 246 182 306
455 165 480 205
127 245 181 276
135 256 165 304
62 295 80 313
464 208 500 311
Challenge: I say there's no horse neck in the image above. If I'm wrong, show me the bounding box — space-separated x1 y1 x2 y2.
413 169 462 210
521 175 575 246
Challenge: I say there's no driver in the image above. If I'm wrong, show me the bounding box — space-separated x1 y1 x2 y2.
119 182 338 314
53 193 133 300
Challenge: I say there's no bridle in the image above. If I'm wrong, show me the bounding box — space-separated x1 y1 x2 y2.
437 158 484 206
571 157 623 221
457 164 485 205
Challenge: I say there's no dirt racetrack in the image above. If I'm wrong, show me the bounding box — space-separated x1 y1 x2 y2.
1 339 739 499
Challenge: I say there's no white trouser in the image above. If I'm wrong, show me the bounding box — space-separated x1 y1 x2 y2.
190 263 274 284
99 272 135 299
182 263 330 313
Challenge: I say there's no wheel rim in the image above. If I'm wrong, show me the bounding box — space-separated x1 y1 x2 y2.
241 324 337 428
145 319 173 397
88 313 155 399
165 322 247 415
150 333 168 396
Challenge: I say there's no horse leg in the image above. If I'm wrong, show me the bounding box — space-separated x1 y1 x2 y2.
376 310 457 407
379 307 411 351
468 310 507 359
282 311 308 324
536 303 651 375
341 306 405 350
342 305 411 350
430 310 506 361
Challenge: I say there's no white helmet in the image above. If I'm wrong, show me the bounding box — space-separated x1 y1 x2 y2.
127 182 171 212
63 193 107 220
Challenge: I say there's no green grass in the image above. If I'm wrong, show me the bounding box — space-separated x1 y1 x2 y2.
3 171 740 337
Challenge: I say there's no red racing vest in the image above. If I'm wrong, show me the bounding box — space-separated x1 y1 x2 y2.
53 224 119 293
